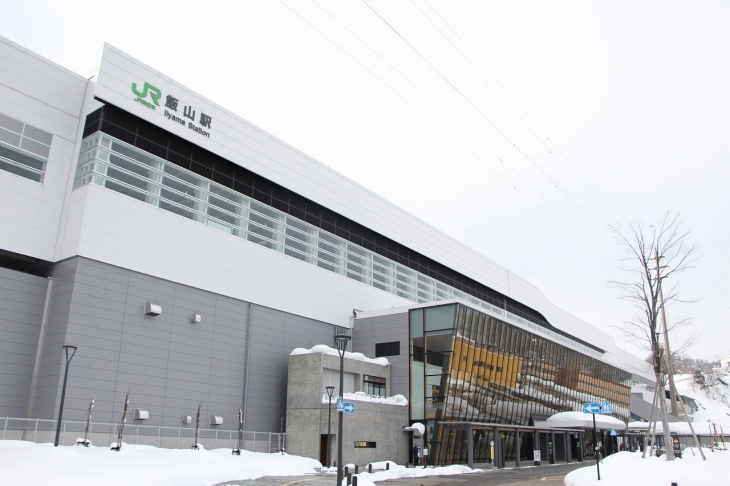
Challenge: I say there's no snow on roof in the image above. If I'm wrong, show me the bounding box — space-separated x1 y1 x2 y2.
407 422 425 436
535 411 626 430
322 391 407 406
627 421 730 435
290 344 390 366
547 411 626 426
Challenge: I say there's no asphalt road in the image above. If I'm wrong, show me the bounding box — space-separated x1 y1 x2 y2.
216 462 591 486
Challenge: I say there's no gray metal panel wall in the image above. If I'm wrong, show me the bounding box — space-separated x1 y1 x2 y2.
246 305 337 433
30 258 77 419
352 312 410 400
21 256 337 433
0 266 47 417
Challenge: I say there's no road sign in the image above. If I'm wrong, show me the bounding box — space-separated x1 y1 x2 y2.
610 429 617 436
342 402 355 414
583 402 600 414
600 400 613 414
337 397 344 412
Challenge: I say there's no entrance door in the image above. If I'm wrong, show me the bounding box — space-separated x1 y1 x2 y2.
320 435 328 466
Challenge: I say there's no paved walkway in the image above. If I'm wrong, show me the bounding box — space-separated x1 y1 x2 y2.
214 462 589 486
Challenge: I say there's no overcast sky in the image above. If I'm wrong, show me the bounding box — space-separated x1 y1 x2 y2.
2 0 728 360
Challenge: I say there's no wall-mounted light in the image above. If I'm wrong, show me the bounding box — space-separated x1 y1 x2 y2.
191 313 201 323
134 409 149 420
144 302 162 316
210 415 223 426
182 415 192 424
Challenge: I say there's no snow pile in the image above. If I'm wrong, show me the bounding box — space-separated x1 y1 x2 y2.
343 463 481 486
322 391 407 406
290 345 390 366
0 440 321 486
564 448 730 486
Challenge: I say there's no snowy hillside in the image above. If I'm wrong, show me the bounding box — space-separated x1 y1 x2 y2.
674 372 730 423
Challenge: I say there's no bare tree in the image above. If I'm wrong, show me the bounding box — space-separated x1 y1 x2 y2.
611 213 699 461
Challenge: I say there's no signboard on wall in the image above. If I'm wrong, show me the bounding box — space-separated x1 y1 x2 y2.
354 441 376 448
94 44 223 150
130 81 212 139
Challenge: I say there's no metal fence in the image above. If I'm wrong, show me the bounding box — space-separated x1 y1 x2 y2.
0 417 285 452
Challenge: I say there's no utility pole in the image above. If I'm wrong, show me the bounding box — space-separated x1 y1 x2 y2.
655 249 678 417
655 249 705 460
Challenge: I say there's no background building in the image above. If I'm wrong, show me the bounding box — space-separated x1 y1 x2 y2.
0 34 653 461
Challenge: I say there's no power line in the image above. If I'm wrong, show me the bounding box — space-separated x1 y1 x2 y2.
425 0 627 227
277 0 621 261
361 0 621 252
309 0 621 258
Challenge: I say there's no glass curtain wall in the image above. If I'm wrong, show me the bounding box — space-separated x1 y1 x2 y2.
409 303 631 465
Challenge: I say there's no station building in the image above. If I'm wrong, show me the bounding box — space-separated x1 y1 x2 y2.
0 35 654 464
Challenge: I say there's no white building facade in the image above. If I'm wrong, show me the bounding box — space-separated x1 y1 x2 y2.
0 35 652 445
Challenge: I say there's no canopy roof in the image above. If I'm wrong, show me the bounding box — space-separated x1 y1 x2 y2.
535 411 627 431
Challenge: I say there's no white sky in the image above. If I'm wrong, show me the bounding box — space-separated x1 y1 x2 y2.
2 0 728 360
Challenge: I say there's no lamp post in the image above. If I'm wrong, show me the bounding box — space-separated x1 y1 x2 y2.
325 385 335 467
334 334 351 486
54 345 77 447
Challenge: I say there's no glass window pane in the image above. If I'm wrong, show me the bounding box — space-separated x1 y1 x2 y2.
22 124 53 145
410 309 423 339
425 304 456 331
0 127 21 146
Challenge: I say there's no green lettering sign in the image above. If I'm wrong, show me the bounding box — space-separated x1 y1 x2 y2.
131 82 162 106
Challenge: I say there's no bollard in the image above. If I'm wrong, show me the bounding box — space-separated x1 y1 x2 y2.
386 462 390 470
353 476 358 486
347 472 352 486
355 465 359 474
368 464 372 473
671 483 678 486
345 466 349 476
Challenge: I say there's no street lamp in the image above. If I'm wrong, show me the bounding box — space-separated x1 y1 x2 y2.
334 334 351 486
325 385 335 467
54 345 77 447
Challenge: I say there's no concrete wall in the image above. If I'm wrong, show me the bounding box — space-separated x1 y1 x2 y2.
0 266 48 417
286 351 408 466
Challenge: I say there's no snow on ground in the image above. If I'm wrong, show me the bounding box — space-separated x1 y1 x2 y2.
342 463 481 486
290 345 390 366
564 448 730 486
0 440 321 486
674 373 730 423
322 391 408 405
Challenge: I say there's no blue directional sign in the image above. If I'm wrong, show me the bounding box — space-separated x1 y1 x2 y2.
583 402 601 414
600 400 613 414
337 397 344 412
342 402 355 414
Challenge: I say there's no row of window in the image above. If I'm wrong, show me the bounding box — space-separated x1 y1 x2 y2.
0 112 52 183
409 304 632 465
72 132 601 357
83 104 558 333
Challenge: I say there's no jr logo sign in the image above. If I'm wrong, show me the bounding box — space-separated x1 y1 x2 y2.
130 80 212 138
131 82 162 110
